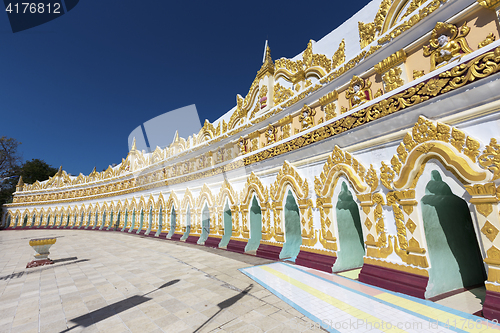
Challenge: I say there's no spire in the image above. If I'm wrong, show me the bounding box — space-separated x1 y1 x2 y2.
257 42 274 79
16 176 24 191
130 137 137 152
172 130 179 144
56 166 63 176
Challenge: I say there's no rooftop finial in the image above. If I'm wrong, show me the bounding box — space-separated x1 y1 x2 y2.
131 137 137 152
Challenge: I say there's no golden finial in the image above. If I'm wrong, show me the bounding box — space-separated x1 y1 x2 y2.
131 137 137 152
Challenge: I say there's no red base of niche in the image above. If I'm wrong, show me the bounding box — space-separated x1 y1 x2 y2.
226 240 247 254
483 290 500 321
295 251 336 273
256 244 281 260
358 263 428 299
204 237 220 248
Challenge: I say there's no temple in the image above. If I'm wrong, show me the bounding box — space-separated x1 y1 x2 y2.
4 0 500 320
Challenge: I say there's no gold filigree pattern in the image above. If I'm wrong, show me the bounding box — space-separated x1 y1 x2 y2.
273 83 294 105
382 67 404 92
479 33 496 49
479 138 500 180
374 49 407 74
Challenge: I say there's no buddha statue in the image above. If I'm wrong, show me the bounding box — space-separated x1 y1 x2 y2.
424 22 473 71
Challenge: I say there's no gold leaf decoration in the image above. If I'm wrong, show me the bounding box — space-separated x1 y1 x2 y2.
481 220 499 242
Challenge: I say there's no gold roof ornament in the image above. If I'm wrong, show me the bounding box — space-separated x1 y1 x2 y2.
130 137 137 152
256 44 274 79
16 176 24 192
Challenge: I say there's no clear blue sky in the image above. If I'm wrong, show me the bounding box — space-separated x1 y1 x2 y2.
0 0 371 177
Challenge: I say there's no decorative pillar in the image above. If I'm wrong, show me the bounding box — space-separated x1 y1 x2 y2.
466 183 500 320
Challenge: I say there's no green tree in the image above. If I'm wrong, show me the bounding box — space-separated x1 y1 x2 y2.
20 159 58 185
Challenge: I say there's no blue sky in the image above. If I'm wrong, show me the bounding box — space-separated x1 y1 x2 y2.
0 0 371 177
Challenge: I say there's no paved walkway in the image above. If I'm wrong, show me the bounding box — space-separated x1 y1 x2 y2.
241 263 500 332
0 230 323 333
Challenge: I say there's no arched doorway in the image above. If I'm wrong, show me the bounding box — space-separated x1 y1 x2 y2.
280 190 302 260
219 201 232 248
100 210 106 230
22 214 28 228
245 196 262 254
129 209 136 232
39 214 44 227
332 182 365 272
181 206 191 241
155 207 163 236
167 207 176 239
122 210 128 231
145 207 153 235
31 214 36 227
136 209 144 234
198 204 210 244
421 170 486 298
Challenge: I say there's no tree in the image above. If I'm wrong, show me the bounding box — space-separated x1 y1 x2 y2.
20 159 58 185
0 136 22 180
0 137 22 228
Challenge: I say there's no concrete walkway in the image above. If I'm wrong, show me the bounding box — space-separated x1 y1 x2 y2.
0 230 322 333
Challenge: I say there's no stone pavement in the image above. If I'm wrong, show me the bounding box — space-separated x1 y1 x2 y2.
0 229 322 333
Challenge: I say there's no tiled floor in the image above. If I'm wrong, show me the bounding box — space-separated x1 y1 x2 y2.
1 229 498 333
0 230 325 333
241 263 500 333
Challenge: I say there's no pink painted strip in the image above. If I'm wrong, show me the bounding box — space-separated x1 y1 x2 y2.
304 268 385 297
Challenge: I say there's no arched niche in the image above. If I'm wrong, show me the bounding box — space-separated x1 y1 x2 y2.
195 184 216 240
314 145 378 258
180 189 195 240
271 161 316 256
376 116 498 303
418 168 486 298
332 181 365 272
245 194 262 254
165 192 180 238
219 199 233 249
216 179 239 242
240 172 269 241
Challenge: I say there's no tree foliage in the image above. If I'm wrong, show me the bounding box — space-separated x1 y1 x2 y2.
0 137 58 228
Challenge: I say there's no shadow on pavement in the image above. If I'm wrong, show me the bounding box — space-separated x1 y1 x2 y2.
60 279 180 332
194 284 253 333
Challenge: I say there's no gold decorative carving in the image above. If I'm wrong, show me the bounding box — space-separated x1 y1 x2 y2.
479 138 500 180
378 0 449 45
358 0 392 48
423 22 473 71
264 124 278 146
382 67 404 92
273 83 294 105
477 204 494 218
324 103 336 121
401 0 426 20
331 39 345 69
413 70 425 80
319 91 338 106
298 104 316 130
394 235 429 268
478 0 500 10
479 33 496 49
345 76 373 109
485 245 500 265
365 217 373 231
374 49 407 74
465 182 497 196
406 218 417 234
482 221 499 242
